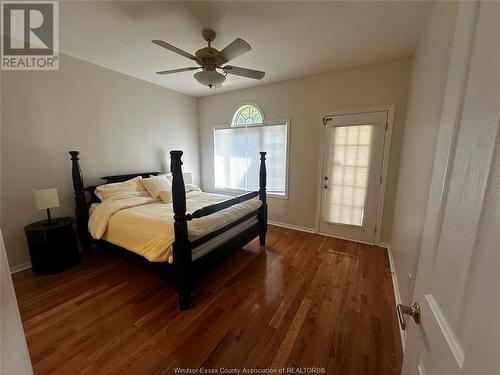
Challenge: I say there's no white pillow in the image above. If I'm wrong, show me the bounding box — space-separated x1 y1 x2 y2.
152 173 172 180
157 185 200 204
140 175 172 198
185 184 202 193
95 176 146 201
158 190 172 204
162 173 192 184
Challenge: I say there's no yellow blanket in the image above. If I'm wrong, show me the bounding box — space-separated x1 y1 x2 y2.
88 191 262 263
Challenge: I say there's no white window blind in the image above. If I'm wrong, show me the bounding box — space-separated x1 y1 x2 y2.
324 124 373 226
214 123 288 196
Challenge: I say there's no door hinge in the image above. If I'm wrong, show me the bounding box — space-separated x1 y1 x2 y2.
374 225 377 234
379 175 383 185
323 117 332 126
385 121 388 131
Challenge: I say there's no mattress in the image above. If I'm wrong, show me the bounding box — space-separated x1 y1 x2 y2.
89 191 262 263
191 217 258 261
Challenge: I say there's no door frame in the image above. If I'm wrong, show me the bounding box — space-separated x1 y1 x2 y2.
315 105 394 245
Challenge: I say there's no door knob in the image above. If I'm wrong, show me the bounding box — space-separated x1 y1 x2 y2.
397 302 421 330
323 176 328 181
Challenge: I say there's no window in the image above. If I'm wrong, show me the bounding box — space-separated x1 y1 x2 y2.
214 104 288 197
232 104 264 125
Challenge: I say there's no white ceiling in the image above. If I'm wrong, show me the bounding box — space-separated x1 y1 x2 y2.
59 1 432 97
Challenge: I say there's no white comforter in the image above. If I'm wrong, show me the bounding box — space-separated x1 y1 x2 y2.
89 191 262 263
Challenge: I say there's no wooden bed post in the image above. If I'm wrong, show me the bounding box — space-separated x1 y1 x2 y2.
258 152 267 247
170 150 192 310
69 151 90 249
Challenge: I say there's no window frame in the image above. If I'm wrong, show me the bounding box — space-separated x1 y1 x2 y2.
212 118 291 200
231 102 266 127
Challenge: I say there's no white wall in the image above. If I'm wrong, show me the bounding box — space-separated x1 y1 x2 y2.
1 54 199 268
198 58 412 242
390 2 458 304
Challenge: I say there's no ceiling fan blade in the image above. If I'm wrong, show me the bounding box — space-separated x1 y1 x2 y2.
222 65 265 80
217 38 251 64
156 67 200 75
152 40 198 62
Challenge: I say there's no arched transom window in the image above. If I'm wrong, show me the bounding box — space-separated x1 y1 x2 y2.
232 104 264 126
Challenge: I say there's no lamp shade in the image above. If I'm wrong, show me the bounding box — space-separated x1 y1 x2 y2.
33 187 60 210
194 70 226 88
183 173 193 185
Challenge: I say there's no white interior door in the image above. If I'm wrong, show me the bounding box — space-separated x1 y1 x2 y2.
402 2 500 375
319 110 388 243
0 231 33 374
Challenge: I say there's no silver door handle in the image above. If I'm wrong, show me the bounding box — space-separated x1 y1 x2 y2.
397 302 421 330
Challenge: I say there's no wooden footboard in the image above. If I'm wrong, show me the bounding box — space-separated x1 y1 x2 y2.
169 150 267 310
69 150 267 311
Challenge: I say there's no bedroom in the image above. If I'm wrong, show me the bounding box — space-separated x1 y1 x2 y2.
1 1 499 374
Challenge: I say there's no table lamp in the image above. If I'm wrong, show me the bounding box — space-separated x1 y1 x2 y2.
33 187 60 225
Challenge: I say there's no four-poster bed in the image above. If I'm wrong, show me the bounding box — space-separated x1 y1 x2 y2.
69 150 267 310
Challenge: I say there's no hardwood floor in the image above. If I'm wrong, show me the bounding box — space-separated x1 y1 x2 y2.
13 225 403 374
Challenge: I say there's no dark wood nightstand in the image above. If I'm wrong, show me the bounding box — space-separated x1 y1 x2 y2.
24 217 80 274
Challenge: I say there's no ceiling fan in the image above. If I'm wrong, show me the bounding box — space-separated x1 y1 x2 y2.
152 29 265 89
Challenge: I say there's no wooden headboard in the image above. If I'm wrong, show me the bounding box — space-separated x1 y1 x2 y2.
101 172 160 184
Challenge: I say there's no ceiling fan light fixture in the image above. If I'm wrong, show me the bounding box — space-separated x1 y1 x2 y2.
153 29 265 89
194 70 226 89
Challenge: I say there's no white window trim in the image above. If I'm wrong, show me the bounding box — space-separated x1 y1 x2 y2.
212 118 291 200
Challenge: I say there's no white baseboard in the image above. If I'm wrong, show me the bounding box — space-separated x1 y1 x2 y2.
10 261 32 274
268 220 317 234
380 242 407 352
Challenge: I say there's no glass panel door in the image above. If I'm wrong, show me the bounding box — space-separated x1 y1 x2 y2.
319 110 388 243
324 125 374 226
